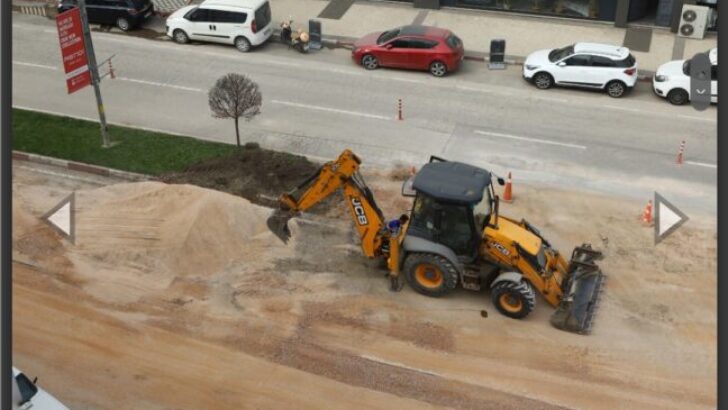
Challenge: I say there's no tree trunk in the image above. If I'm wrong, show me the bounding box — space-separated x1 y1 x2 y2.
234 117 241 148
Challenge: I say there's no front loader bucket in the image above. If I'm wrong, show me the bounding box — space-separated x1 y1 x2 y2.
266 209 293 244
550 244 605 335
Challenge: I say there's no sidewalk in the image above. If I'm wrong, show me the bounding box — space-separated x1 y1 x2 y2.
270 0 717 72
14 0 716 72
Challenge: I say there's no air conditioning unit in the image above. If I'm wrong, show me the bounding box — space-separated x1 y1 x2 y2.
678 5 710 39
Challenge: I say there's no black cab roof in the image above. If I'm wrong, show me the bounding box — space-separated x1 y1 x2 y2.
412 161 491 204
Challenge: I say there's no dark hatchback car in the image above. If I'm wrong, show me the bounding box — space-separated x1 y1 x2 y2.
58 0 154 31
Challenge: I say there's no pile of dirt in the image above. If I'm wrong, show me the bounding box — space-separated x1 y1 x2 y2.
14 181 298 305
158 146 323 209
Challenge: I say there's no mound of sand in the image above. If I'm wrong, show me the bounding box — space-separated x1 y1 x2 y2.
14 181 296 305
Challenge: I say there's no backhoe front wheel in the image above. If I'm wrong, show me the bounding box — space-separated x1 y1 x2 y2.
404 253 458 297
491 280 535 319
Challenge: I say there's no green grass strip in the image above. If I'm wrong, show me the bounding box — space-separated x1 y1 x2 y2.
12 108 238 175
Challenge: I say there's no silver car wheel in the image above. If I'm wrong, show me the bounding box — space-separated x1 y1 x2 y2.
607 81 625 98
430 61 447 77
362 55 378 70
173 30 189 44
235 37 251 53
534 73 552 89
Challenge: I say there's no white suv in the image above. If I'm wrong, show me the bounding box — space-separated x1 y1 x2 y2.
166 0 273 52
653 48 718 105
523 43 639 98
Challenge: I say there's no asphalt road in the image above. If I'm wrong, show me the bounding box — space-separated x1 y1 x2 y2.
12 13 717 214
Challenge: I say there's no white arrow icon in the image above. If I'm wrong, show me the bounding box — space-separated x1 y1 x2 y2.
654 192 688 245
696 89 707 95
42 192 75 244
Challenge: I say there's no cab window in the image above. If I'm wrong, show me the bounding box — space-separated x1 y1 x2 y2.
564 55 590 66
408 195 476 256
409 194 438 240
591 56 616 67
185 7 210 22
389 38 412 48
437 203 476 256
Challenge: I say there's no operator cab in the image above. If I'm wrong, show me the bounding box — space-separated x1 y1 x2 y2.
404 159 498 261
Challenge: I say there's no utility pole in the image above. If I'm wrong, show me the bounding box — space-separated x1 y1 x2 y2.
77 0 110 148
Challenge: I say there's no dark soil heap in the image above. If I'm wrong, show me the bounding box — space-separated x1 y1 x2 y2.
159 145 328 211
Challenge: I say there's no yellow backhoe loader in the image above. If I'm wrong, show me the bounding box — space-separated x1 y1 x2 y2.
267 150 605 334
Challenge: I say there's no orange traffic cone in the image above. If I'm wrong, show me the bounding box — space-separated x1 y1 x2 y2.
676 140 686 165
502 172 513 203
641 200 653 225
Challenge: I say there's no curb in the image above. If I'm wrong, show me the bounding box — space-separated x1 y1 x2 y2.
12 3 48 17
13 151 152 181
274 29 656 76
271 28 525 64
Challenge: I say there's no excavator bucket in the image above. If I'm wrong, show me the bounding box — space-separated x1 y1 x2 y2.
550 244 605 334
266 209 293 243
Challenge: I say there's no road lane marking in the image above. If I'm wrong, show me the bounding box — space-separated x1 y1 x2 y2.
534 96 569 103
606 104 715 123
455 85 503 95
14 61 57 70
474 130 587 150
390 76 428 84
271 100 391 121
115 77 205 93
676 114 716 123
685 161 717 169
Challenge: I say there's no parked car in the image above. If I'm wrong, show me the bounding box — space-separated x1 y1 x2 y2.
12 367 69 410
58 0 154 31
166 0 273 52
522 43 638 98
351 25 465 77
653 47 717 105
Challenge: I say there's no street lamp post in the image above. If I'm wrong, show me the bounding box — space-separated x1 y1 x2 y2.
77 0 111 148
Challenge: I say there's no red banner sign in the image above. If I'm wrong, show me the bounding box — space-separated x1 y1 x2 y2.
56 8 91 94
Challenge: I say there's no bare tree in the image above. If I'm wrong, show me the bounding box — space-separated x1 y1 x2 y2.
208 73 262 148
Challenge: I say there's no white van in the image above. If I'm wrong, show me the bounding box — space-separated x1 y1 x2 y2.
12 368 69 410
166 0 273 52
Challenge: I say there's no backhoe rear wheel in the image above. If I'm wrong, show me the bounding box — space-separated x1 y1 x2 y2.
404 253 458 297
491 280 535 319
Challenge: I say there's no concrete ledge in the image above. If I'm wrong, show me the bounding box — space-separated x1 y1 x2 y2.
13 151 152 181
12 3 49 17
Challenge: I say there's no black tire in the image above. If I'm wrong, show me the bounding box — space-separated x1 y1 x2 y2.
606 80 627 98
235 36 252 53
403 253 459 297
173 29 189 44
429 60 448 77
491 280 535 319
361 54 379 70
533 72 553 90
667 88 689 105
116 17 130 31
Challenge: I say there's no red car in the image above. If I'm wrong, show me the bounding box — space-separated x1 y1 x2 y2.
352 25 465 77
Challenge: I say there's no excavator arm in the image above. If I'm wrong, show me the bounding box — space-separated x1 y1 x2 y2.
267 149 408 290
267 150 387 255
